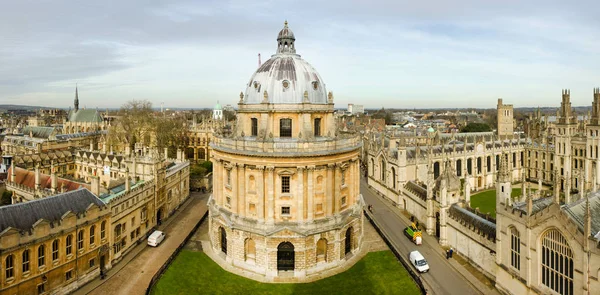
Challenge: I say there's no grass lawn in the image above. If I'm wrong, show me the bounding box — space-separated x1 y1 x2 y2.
151 250 420 295
470 188 535 218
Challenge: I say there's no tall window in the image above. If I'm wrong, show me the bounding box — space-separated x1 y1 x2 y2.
541 229 573 295
281 176 290 193
510 227 520 270
280 118 292 137
314 118 321 136
90 225 96 245
101 221 106 239
77 230 84 250
391 167 396 189
5 255 14 279
227 169 231 185
251 118 258 136
52 239 59 261
38 245 46 268
381 159 386 181
66 235 73 255
22 249 30 272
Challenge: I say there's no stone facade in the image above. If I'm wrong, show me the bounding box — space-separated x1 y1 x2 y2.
497 98 514 138
208 22 364 281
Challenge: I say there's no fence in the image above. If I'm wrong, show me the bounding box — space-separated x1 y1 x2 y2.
364 210 428 295
145 211 208 294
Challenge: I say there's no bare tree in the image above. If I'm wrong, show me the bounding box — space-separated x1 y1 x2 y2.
108 100 155 151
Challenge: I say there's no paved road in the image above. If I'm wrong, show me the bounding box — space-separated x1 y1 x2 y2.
75 192 209 295
361 180 480 295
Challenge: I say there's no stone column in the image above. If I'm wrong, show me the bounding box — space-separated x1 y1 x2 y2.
266 166 275 224
297 167 304 222
257 166 265 219
194 148 198 162
231 164 238 214
238 164 246 217
307 166 315 220
326 164 334 216
334 163 341 214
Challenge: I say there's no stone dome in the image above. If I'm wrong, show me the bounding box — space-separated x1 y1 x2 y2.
243 21 328 104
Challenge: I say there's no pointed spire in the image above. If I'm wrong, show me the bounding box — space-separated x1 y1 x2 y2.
74 84 80 112
584 193 592 251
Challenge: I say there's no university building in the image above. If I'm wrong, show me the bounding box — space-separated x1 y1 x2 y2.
208 22 364 280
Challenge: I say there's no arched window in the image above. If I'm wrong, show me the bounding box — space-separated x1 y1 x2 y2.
433 162 440 179
370 159 375 176
316 238 327 263
280 118 292 137
251 118 258 136
22 249 30 272
510 227 520 270
38 245 46 268
381 159 386 182
52 239 59 261
90 225 96 245
391 167 396 189
101 221 106 240
245 238 256 262
456 159 462 177
541 229 573 295
66 235 73 255
77 230 84 250
5 255 14 279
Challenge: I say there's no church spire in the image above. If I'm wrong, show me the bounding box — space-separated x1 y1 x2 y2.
74 85 79 112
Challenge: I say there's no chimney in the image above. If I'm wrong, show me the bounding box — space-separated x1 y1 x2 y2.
91 176 100 196
35 165 41 190
90 142 94 151
164 147 169 159
11 165 16 183
125 168 131 192
50 163 57 193
125 145 131 156
132 157 137 181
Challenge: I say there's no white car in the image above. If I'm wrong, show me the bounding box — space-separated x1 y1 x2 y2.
409 250 430 273
147 230 165 247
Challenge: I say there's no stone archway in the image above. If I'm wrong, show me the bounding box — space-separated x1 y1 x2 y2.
345 227 353 255
220 227 227 254
277 242 295 271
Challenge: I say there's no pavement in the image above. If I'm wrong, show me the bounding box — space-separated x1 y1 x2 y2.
74 192 209 295
361 178 501 295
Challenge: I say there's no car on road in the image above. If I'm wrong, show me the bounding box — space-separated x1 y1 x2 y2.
148 230 166 247
409 250 429 273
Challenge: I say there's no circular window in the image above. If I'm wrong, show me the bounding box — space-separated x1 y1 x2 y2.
282 80 289 89
253 81 259 89
312 81 319 90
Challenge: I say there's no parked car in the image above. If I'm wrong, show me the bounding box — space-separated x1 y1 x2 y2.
147 230 166 247
409 250 430 273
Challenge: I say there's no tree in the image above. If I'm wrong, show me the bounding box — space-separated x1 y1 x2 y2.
1 190 12 206
108 100 155 150
461 123 492 133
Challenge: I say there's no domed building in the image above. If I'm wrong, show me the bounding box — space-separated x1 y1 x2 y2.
208 21 364 280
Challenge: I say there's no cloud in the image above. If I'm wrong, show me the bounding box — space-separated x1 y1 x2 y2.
1 0 599 108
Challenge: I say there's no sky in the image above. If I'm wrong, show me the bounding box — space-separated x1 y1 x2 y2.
1 0 600 110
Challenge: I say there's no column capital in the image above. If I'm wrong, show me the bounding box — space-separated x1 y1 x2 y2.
306 165 316 171
256 165 265 171
297 166 305 172
327 163 335 169
266 166 275 172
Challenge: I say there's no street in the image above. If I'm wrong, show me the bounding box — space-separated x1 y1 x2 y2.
361 179 482 295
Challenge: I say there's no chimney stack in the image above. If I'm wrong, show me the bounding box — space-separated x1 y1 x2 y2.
91 176 100 196
125 167 131 192
50 162 57 193
35 165 41 190
164 147 169 159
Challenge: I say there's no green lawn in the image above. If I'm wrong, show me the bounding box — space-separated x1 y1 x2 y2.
470 188 535 218
151 250 420 295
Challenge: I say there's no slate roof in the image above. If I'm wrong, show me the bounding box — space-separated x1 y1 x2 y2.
20 126 56 139
68 109 103 123
0 188 106 233
563 193 600 239
512 197 554 215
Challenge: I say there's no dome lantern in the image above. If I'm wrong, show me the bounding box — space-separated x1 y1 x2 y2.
277 20 296 54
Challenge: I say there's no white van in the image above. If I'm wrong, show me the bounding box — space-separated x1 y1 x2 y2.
409 250 430 273
148 230 165 247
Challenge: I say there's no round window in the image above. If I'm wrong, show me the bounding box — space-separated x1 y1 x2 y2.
312 81 319 90
282 80 289 89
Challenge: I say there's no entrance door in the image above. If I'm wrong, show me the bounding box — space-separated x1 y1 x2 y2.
277 242 295 271
345 227 353 255
435 212 440 239
157 208 163 225
220 227 227 254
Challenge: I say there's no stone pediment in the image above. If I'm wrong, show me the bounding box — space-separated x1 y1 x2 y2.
268 227 306 238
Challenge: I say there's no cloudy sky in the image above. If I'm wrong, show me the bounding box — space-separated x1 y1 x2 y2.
1 0 600 109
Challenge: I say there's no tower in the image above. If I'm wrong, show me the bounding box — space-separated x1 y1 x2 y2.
496 153 511 206
497 98 513 138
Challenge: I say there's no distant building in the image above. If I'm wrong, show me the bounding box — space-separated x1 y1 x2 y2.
64 87 107 134
347 104 364 115
497 98 514 138
213 101 223 120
